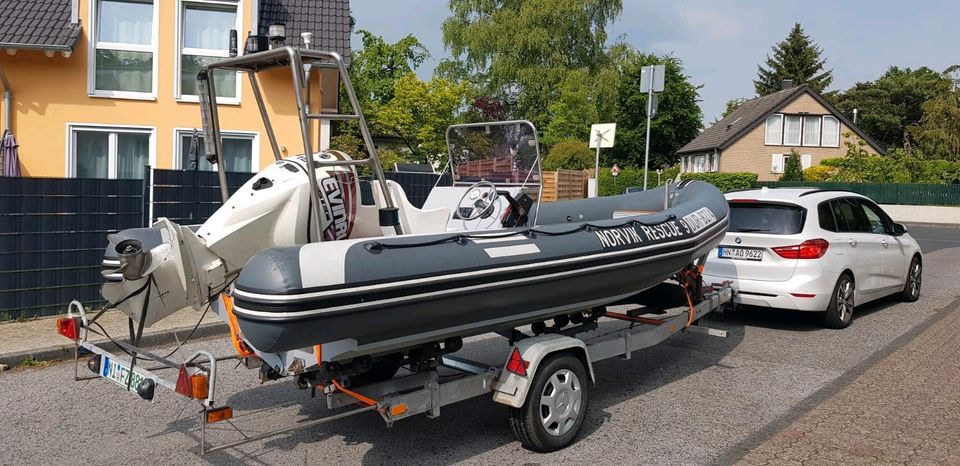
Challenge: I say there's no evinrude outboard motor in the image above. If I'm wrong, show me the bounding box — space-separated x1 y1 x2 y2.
101 151 367 328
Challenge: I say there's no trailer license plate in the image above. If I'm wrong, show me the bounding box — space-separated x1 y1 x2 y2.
718 247 763 261
101 356 146 394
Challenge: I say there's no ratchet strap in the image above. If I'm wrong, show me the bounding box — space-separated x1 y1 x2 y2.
330 379 378 407
222 294 254 357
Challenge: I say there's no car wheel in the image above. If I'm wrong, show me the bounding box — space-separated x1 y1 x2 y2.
822 274 855 329
897 256 922 302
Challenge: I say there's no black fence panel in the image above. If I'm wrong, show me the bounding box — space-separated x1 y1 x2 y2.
0 176 145 320
385 172 451 208
149 169 253 225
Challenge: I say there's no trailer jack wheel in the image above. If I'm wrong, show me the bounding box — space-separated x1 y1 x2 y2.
508 353 589 452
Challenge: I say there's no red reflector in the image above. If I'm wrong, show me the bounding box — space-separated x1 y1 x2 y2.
506 348 530 376
772 239 829 259
56 316 79 341
790 293 817 298
175 365 193 398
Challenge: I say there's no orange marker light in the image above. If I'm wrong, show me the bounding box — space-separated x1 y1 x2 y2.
389 404 408 417
191 373 209 400
206 406 233 423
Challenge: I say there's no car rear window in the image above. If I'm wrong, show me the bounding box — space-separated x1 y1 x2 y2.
728 202 806 235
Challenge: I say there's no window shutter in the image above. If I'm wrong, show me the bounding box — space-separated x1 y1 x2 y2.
801 154 812 169
771 154 784 173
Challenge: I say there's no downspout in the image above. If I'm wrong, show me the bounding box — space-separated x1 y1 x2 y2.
0 63 11 134
250 0 260 35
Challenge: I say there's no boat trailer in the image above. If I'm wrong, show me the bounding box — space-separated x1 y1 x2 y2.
58 275 732 455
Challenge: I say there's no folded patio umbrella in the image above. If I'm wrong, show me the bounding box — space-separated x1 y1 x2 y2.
2 130 20 177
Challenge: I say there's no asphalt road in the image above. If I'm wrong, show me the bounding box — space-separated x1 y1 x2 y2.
1 226 958 465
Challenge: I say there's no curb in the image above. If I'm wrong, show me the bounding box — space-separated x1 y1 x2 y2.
0 321 229 367
901 221 960 229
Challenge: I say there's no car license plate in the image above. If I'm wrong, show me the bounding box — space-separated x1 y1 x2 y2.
718 247 763 261
101 355 147 395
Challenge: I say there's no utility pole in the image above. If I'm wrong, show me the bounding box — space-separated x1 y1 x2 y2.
640 65 664 190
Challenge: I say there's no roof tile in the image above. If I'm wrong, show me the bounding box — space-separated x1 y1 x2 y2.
257 0 352 64
0 0 80 50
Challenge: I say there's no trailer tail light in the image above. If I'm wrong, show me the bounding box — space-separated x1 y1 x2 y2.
175 365 209 400
506 348 529 377
56 316 80 341
205 406 233 424
772 239 829 259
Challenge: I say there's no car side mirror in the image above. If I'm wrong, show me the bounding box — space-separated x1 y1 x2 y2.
892 223 907 236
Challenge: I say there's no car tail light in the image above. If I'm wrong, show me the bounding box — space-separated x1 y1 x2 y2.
56 316 80 341
506 347 530 376
773 239 829 259
175 365 209 400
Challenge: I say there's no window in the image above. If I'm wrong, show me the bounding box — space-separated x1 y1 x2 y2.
783 115 802 146
765 114 783 145
801 154 812 170
91 0 157 97
177 0 241 100
822 116 840 147
831 199 870 233
711 152 720 172
802 116 821 146
694 155 706 173
69 126 154 179
818 202 837 232
728 202 806 235
175 130 257 172
857 200 893 235
771 154 786 174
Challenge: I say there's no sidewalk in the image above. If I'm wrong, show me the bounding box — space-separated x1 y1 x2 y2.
0 307 226 367
737 299 960 465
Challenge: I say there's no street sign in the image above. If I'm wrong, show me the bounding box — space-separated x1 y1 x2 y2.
589 123 616 149
648 94 659 118
639 65 665 93
611 164 620 177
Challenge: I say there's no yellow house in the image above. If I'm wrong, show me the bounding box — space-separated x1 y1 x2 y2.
0 0 349 178
677 84 886 182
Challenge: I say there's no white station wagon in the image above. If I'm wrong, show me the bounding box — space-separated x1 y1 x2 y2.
702 188 923 328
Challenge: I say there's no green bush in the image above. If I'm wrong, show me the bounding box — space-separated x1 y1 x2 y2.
543 138 594 171
596 165 679 196
780 150 804 181
804 165 836 181
680 172 758 192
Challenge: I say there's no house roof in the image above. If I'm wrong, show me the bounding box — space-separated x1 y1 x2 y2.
0 0 81 52
258 0 352 63
678 84 886 155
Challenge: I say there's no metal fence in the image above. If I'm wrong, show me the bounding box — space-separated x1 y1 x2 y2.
149 169 252 225
755 181 960 206
0 177 146 320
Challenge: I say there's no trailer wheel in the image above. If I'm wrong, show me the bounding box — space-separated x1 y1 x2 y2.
508 353 589 452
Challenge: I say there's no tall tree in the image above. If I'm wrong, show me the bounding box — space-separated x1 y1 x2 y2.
441 0 622 127
830 66 952 151
722 98 748 117
611 53 703 169
349 30 429 106
910 85 960 161
755 23 833 95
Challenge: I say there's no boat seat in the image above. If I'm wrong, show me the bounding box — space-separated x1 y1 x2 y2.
376 181 450 234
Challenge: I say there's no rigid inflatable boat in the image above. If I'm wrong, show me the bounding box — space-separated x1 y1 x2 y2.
231 181 728 355
97 49 729 378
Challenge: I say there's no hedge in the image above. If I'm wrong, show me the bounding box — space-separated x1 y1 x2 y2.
679 172 758 192
597 166 679 196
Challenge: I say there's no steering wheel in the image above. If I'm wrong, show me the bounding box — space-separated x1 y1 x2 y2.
456 181 499 221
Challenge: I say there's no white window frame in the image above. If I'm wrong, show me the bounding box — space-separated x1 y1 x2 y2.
65 123 157 178
783 115 802 146
821 116 840 147
711 152 720 172
801 154 812 170
173 128 260 172
87 0 160 100
802 115 821 147
174 0 243 104
765 114 783 145
771 153 785 174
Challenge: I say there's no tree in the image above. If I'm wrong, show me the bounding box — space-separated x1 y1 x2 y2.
830 66 952 151
610 53 703 169
349 30 429 106
541 69 598 146
910 86 960 161
780 150 804 181
441 0 622 127
755 23 832 95
543 138 594 171
373 73 472 164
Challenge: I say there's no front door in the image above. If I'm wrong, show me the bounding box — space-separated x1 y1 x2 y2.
831 198 885 294
858 199 907 290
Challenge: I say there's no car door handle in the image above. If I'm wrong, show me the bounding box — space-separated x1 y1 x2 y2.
848 239 857 247
881 239 888 248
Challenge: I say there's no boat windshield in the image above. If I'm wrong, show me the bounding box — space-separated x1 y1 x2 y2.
445 121 542 189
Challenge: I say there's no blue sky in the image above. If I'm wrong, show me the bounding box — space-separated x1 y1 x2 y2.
350 0 958 123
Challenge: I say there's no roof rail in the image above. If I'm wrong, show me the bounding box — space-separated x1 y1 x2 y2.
797 189 859 197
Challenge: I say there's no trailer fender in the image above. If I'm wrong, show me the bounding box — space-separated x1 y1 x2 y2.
492 334 595 408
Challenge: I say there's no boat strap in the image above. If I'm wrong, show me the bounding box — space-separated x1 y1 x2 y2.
677 264 704 327
222 293 254 357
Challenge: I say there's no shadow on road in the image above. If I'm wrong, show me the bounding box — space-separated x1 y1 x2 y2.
167 315 746 465
712 295 904 332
